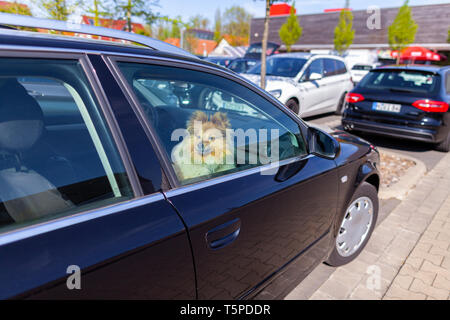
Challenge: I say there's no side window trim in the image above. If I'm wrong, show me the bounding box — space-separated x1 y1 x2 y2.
105 54 311 189
80 55 143 197
102 55 180 190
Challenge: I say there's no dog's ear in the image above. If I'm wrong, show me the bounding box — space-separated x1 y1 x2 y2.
187 111 208 133
211 112 230 131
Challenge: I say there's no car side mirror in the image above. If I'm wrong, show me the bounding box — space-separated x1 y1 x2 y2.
307 127 340 159
309 72 322 81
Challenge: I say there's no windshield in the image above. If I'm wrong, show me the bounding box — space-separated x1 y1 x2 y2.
352 65 373 71
247 42 278 55
247 57 307 78
358 70 439 93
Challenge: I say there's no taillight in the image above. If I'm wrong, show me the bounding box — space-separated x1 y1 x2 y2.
346 92 364 103
412 100 449 113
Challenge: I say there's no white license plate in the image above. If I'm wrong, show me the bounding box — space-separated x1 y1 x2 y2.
372 102 401 113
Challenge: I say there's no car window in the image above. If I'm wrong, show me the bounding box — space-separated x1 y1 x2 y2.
352 65 372 71
0 58 133 233
117 62 307 186
247 57 307 77
324 59 337 77
335 60 347 75
359 70 439 94
228 60 246 73
301 59 324 81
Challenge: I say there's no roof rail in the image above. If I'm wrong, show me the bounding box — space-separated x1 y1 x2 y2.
0 13 196 58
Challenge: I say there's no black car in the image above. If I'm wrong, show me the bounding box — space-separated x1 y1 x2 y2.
0 13 380 300
343 65 450 151
227 58 259 74
244 42 280 60
203 56 232 67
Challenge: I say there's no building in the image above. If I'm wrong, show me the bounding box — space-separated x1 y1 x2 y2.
250 3 450 53
79 16 146 41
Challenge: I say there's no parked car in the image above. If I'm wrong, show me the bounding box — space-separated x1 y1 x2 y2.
243 41 280 60
243 53 354 117
227 57 258 74
0 13 380 300
342 65 450 152
203 56 232 67
350 63 381 84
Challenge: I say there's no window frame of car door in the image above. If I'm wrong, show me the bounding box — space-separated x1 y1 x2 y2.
298 57 325 83
0 49 147 240
104 53 316 190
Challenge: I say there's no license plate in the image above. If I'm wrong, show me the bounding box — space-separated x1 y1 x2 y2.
372 102 401 113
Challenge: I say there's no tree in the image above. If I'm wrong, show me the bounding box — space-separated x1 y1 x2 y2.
170 18 181 39
388 0 418 64
0 1 32 16
77 0 110 26
278 2 302 52
333 1 354 55
447 28 450 43
214 8 222 42
189 14 210 30
259 0 288 90
33 0 75 20
222 6 252 41
113 0 160 32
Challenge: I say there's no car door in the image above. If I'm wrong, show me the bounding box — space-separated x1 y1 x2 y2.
322 58 344 109
111 58 340 299
298 58 330 116
0 54 195 299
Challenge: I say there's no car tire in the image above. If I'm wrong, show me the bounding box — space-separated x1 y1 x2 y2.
326 182 379 267
435 132 450 153
286 99 299 115
334 92 347 115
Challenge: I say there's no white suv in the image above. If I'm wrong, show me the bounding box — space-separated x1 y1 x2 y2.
243 53 354 117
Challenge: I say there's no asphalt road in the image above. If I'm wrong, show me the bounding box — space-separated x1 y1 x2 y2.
304 112 447 171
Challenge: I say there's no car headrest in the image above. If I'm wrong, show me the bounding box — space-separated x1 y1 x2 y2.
0 78 44 152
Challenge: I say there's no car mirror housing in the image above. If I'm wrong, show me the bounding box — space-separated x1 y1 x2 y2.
309 72 323 81
307 127 340 160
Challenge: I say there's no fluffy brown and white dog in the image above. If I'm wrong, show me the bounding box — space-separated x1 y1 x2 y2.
171 111 235 181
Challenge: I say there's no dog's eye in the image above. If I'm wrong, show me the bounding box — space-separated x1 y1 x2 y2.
209 136 215 141
196 135 201 139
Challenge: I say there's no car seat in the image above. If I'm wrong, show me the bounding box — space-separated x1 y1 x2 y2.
0 79 73 223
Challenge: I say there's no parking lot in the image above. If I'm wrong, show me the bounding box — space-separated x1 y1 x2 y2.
284 112 450 300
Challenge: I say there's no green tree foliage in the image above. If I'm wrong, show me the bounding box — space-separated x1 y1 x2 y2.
278 2 302 52
33 0 75 20
222 6 252 40
334 1 355 55
189 14 210 30
170 18 181 39
113 0 160 32
447 28 450 43
0 1 32 15
388 0 418 61
214 8 222 42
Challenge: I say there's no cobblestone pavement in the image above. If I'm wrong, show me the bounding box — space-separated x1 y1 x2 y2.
286 152 450 300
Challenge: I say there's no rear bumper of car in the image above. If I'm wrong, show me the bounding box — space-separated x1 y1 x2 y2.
342 117 440 143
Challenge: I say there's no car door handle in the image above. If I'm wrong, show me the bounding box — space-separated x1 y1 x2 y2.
206 218 241 250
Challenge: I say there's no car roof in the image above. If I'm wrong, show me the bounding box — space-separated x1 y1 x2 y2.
376 64 450 74
0 28 229 69
270 52 345 62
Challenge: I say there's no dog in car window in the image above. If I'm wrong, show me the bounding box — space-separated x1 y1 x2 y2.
171 111 235 181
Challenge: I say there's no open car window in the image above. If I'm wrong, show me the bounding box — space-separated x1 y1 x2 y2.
116 62 307 186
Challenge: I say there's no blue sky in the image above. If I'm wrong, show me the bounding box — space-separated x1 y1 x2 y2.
20 0 450 23
156 0 450 21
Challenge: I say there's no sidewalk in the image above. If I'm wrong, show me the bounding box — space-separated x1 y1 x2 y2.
286 152 450 300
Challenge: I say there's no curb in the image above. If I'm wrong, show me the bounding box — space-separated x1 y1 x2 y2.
378 148 427 201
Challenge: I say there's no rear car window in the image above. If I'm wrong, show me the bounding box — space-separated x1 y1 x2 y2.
446 72 450 94
0 58 133 233
352 65 372 71
358 69 439 93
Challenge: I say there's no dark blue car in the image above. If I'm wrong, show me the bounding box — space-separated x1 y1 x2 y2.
0 14 380 299
343 65 450 151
